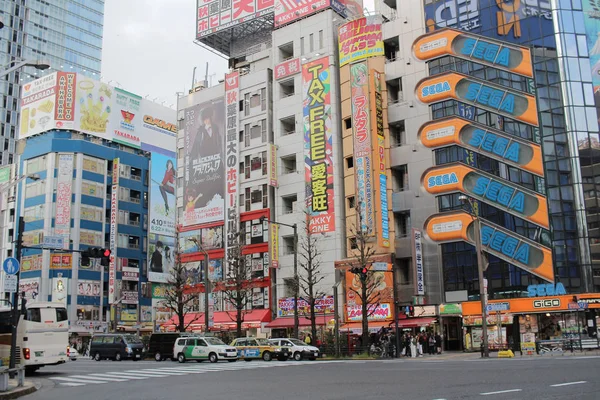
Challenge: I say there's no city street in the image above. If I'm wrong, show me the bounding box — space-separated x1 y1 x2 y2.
24 355 600 400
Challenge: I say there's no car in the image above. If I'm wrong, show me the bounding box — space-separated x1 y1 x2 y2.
90 334 146 361
173 336 238 363
148 332 194 361
230 337 290 361
269 338 320 361
67 346 79 361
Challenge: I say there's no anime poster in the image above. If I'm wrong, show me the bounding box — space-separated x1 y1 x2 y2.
148 233 176 283
150 151 176 236
183 99 225 226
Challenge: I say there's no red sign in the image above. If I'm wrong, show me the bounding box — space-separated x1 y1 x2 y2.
274 58 301 80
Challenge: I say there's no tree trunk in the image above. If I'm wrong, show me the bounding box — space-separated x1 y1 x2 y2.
178 294 185 333
310 299 317 345
236 306 242 338
361 282 369 353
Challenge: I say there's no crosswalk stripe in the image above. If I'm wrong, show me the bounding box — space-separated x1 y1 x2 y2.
150 368 208 374
57 382 87 387
87 374 130 382
126 369 182 376
51 377 109 384
102 372 149 380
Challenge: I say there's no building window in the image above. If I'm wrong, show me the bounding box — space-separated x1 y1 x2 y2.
278 41 293 61
344 118 352 130
280 79 295 98
261 119 267 143
281 154 297 174
391 165 408 191
347 196 355 209
346 157 354 169
309 33 314 52
319 30 324 49
395 212 410 237
349 237 358 250
282 194 297 214
280 115 295 136
262 151 268 175
244 93 250 116
261 88 267 111
244 124 250 147
282 236 295 255
251 125 261 140
245 187 251 211
263 184 268 208
390 120 406 147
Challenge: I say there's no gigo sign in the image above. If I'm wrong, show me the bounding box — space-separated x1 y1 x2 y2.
418 117 544 177
422 163 549 229
415 72 539 126
412 28 534 78
527 283 566 297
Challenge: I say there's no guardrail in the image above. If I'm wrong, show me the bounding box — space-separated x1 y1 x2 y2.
0 367 24 392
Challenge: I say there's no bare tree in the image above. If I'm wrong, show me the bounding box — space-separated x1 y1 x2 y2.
161 233 200 332
346 204 380 352
298 215 326 343
220 219 257 337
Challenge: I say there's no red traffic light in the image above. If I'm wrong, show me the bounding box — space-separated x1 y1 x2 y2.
103 249 111 257
361 267 368 274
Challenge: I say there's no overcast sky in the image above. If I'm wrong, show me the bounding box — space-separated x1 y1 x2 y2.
101 0 228 109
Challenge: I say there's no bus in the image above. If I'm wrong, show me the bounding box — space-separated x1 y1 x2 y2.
0 302 69 373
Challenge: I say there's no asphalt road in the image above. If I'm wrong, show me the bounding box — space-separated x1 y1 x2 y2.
24 355 600 400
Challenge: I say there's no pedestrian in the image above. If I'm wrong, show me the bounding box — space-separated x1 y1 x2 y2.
435 333 442 354
428 334 436 355
305 333 313 345
405 334 412 358
418 333 425 357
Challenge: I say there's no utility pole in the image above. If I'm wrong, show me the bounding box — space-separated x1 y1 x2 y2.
473 217 489 358
9 217 24 373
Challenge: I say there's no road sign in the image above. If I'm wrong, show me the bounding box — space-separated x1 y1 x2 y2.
3 275 17 293
372 262 388 271
42 236 64 250
486 303 510 312
2 257 19 275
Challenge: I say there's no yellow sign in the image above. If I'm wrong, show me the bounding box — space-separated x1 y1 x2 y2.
339 16 384 67
270 224 279 268
50 254 72 269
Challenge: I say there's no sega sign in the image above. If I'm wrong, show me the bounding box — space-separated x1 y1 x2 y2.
423 0 554 46
527 283 566 297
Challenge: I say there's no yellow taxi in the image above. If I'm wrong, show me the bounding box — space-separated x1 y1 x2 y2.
230 337 290 361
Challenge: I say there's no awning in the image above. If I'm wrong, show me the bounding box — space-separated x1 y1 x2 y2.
265 315 334 328
340 321 393 333
162 309 271 331
396 317 437 328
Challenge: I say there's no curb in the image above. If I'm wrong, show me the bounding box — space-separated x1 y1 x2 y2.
0 384 38 400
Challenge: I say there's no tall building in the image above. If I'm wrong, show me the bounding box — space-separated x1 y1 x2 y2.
15 73 176 338
0 0 104 165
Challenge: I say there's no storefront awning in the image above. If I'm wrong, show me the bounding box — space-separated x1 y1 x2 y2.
161 309 271 331
340 321 393 333
265 315 334 328
396 317 437 328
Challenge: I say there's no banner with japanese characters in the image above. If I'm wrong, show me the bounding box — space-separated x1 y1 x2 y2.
303 56 335 233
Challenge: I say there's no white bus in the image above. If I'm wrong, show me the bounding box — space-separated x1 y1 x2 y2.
0 302 69 373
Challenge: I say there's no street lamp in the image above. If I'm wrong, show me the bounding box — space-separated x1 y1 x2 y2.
260 217 299 339
188 238 211 332
1 60 51 79
459 194 489 358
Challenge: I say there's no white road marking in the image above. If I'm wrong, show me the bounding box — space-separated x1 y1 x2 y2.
51 377 109 384
551 381 587 387
480 389 522 396
86 374 130 382
102 372 149 380
56 382 86 387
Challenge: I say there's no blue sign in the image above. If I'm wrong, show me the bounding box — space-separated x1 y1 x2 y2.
487 302 510 312
3 257 19 275
43 236 64 250
423 0 554 46
527 283 567 297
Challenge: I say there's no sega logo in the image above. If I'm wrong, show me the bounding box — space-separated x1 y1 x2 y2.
468 129 521 163
427 172 458 188
460 38 511 67
472 177 525 213
421 81 451 98
533 299 561 309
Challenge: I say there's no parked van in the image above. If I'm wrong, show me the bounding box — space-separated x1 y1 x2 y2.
90 334 145 361
148 332 193 361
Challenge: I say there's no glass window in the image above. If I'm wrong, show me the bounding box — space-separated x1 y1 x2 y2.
56 308 68 322
25 308 41 322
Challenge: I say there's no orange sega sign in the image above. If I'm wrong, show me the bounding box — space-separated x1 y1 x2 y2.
412 28 533 78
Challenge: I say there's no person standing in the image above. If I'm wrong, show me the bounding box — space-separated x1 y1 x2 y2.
305 333 313 345
435 333 442 354
428 333 436 355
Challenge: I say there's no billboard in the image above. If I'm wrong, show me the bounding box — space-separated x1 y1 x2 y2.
418 117 544 176
582 1 600 125
412 28 534 78
412 229 425 296
19 278 40 302
339 16 384 67
196 0 274 38
415 72 539 126
423 0 554 46
77 280 101 296
55 154 73 249
19 73 57 137
350 61 374 233
224 72 240 272
274 58 301 80
303 56 336 234
149 151 176 236
18 73 177 147
421 163 550 229
268 143 278 187
275 0 330 27
277 296 334 317
270 223 279 268
345 268 393 321
370 70 389 248
424 211 554 282
182 98 226 226
108 158 119 305
148 233 176 283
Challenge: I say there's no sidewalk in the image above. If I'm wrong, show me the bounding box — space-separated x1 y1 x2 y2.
0 379 39 400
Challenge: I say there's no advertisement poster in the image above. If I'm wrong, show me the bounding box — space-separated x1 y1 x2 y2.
370 70 389 247
303 56 336 234
270 223 279 268
208 259 223 281
268 143 278 187
75 77 113 136
275 0 331 27
148 233 176 283
54 72 76 129
19 73 57 138
149 151 176 236
345 269 393 321
339 16 384 67
50 254 72 269
21 255 42 272
350 61 374 233
582 0 600 125
19 278 40 302
51 277 68 305
412 229 425 295
224 72 240 270
77 280 101 297
108 158 119 305
196 0 273 38
110 88 143 148
274 58 301 80
54 153 73 248
347 303 390 321
183 99 225 226
277 296 334 317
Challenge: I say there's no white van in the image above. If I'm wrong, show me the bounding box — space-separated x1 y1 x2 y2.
269 338 320 361
173 336 238 363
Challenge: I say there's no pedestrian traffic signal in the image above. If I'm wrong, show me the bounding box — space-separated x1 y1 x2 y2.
101 249 111 267
360 267 368 282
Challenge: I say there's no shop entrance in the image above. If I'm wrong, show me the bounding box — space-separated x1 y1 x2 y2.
442 317 462 351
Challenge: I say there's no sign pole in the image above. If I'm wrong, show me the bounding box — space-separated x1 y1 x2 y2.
9 217 24 374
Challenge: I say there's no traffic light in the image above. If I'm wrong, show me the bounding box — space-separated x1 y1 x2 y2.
405 305 415 317
101 249 111 267
80 248 111 267
360 267 368 282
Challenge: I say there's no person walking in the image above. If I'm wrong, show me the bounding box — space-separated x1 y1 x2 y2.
428 333 436 355
435 333 442 355
305 333 313 345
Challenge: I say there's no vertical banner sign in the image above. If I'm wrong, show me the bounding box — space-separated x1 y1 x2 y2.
350 61 374 233
370 70 389 247
54 72 76 129
268 143 278 187
225 72 240 275
303 56 336 234
270 224 279 268
412 228 425 295
55 154 74 249
109 157 120 305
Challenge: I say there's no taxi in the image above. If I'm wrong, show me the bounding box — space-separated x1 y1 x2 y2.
230 337 290 361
